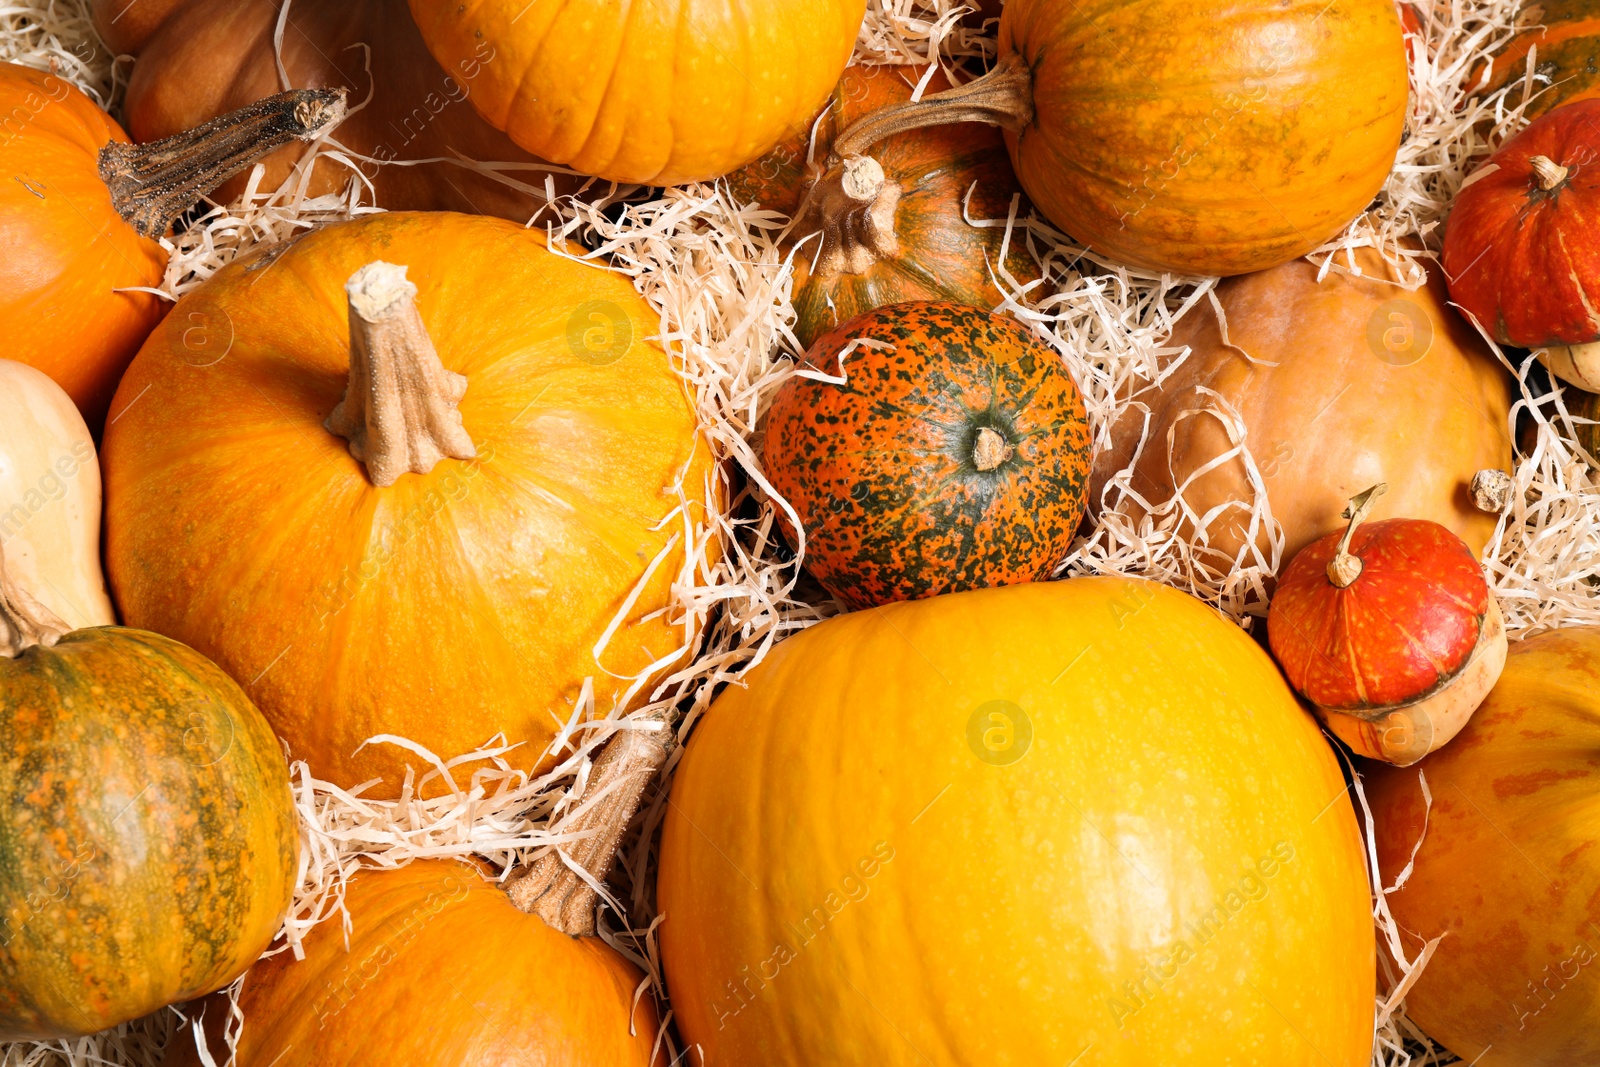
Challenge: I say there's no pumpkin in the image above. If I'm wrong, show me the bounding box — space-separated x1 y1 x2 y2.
821 0 1408 276
0 542 298 1040
94 0 579 221
1268 484 1506 765
763 302 1091 610
1090 249 1513 569
729 65 1038 349
659 577 1374 1064
102 211 717 796
1482 0 1600 122
0 61 343 429
405 0 867 185
1369 627 1600 1066
0 361 114 629
1443 99 1600 386
163 860 660 1067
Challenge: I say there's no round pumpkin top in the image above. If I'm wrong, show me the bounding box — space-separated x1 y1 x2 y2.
763 301 1092 609
659 577 1373 1063
1443 97 1600 348
162 860 659 1066
1269 512 1490 711
405 0 866 185
102 211 717 795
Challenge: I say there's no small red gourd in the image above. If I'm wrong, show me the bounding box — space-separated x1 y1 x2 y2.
1443 98 1600 391
1268 484 1507 766
763 301 1091 610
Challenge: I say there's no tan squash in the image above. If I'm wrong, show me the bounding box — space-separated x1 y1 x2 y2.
0 361 114 629
1091 250 1513 569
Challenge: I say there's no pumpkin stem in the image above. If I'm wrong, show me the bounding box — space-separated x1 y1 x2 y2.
505 715 673 937
1327 483 1388 588
1529 155 1570 191
1471 468 1514 513
831 52 1034 160
791 155 903 279
973 427 1014 471
0 542 71 659
326 261 477 487
99 88 347 239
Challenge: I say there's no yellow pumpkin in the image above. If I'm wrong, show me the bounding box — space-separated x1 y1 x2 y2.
102 212 717 794
659 578 1374 1065
404 0 867 184
0 360 114 629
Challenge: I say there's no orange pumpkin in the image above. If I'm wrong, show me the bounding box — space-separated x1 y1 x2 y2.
1369 628 1600 1066
826 0 1409 275
95 0 578 220
729 65 1037 348
0 62 341 428
164 861 660 1066
405 0 867 185
102 212 716 794
1090 250 1513 570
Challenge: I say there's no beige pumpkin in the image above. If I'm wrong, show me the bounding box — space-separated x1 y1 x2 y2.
1091 251 1513 570
0 361 114 629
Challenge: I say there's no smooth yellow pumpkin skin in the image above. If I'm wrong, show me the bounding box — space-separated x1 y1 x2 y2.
406 0 866 185
102 212 716 795
659 578 1374 1065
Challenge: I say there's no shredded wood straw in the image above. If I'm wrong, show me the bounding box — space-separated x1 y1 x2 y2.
3 1 1597 1065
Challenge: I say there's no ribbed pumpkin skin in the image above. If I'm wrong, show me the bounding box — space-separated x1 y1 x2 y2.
1370 629 1600 1066
729 65 1037 348
96 0 575 221
163 861 660 1067
659 578 1374 1066
764 302 1091 609
1269 519 1488 709
0 63 165 429
997 0 1407 275
1485 0 1600 121
0 627 298 1039
1443 99 1600 347
102 212 715 795
406 0 866 185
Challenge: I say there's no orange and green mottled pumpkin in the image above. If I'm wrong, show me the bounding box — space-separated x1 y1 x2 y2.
0 552 298 1039
763 302 1091 609
1483 0 1600 122
729 65 1038 349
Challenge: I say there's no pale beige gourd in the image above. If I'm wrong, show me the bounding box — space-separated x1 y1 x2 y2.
0 361 114 629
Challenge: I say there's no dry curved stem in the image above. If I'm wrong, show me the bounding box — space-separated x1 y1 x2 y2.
506 715 673 937
1327 483 1388 588
0 542 70 658
832 51 1034 160
1529 154 1570 192
100 88 347 239
326 261 477 487
791 155 903 278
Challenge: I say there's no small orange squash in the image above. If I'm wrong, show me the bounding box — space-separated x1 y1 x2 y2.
102 212 716 795
0 62 343 429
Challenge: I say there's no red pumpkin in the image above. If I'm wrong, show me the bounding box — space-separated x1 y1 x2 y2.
1443 98 1600 354
763 301 1092 610
1268 485 1507 765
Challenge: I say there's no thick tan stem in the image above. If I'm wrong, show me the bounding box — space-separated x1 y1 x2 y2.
99 89 346 239
832 52 1034 160
326 262 476 487
973 427 1014 471
1471 469 1513 513
1327 483 1387 588
1529 155 1570 191
792 154 903 278
505 717 673 937
0 542 70 658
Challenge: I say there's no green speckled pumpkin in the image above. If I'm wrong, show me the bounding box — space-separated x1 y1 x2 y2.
0 552 298 1040
764 301 1092 609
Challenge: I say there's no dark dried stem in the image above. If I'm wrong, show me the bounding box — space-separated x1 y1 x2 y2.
0 542 70 658
832 52 1034 160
